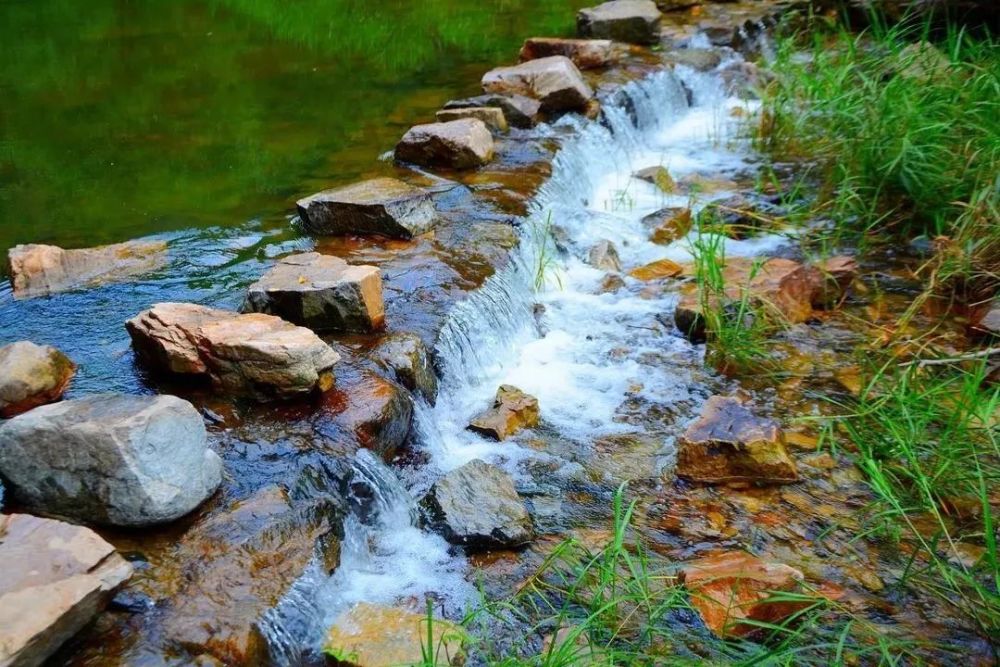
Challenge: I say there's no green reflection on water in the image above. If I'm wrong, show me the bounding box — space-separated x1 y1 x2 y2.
0 0 587 257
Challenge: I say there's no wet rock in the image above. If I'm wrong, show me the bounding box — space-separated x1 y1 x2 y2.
0 514 133 667
719 60 771 98
519 37 615 70
331 372 414 460
0 394 222 526
588 239 623 273
395 118 495 169
645 207 692 244
435 106 508 132
577 0 662 45
296 177 436 239
598 273 627 294
482 56 594 113
7 240 167 299
421 459 534 550
468 385 540 441
633 165 675 193
662 48 724 71
323 603 466 667
0 341 75 418
127 302 340 401
442 94 541 129
244 252 385 333
371 333 438 404
972 301 1000 338
160 486 341 665
809 255 858 308
676 396 798 485
628 258 684 281
679 551 808 638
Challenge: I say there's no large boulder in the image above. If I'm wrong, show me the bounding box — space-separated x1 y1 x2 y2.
519 37 615 70
421 459 534 550
126 302 340 401
435 106 508 132
0 514 133 667
482 56 594 113
0 394 222 526
468 385 540 441
443 94 542 129
395 118 495 169
676 396 798 486
244 252 385 333
577 0 662 45
323 603 466 667
296 177 436 238
679 551 808 638
371 333 438 404
7 240 167 299
0 341 75 418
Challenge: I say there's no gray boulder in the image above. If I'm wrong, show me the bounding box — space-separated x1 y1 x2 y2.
0 394 222 526
588 240 623 273
296 177 436 239
371 333 438 404
421 459 534 550
395 118 495 169
0 341 76 418
577 0 662 45
482 56 594 113
443 94 542 129
244 252 385 333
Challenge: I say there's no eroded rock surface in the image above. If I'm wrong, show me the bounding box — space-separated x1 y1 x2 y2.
468 385 540 441
371 333 438 404
482 56 594 113
421 459 534 550
0 341 75 418
395 118 495 169
519 37 614 69
323 603 466 667
676 395 798 485
0 514 133 667
577 0 662 45
0 394 222 526
296 177 436 238
629 258 684 281
244 252 385 332
127 302 340 401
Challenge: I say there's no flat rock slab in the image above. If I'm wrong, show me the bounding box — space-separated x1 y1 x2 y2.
395 118 495 169
676 395 798 485
519 37 615 69
629 258 684 281
435 106 508 132
468 385 540 441
577 0 662 45
0 341 75 418
296 177 436 239
244 252 385 333
0 394 222 526
7 240 167 299
482 56 594 113
443 94 542 129
323 603 466 667
127 302 340 401
421 459 534 550
0 513 132 667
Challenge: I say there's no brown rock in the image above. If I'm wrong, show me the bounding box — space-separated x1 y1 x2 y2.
126 302 340 401
371 333 438 404
0 514 133 667
679 551 807 638
328 372 414 460
629 258 684 281
577 0 662 45
588 239 623 273
519 37 615 70
395 118 494 169
809 255 857 308
0 341 75 418
296 177 436 238
633 165 676 193
323 603 466 667
468 385 539 441
7 240 167 299
482 56 594 113
442 94 541 129
435 106 508 132
647 208 692 244
598 273 627 294
676 396 798 485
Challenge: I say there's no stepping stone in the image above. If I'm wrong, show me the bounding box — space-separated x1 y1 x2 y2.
435 106 508 132
519 37 615 69
395 118 495 169
482 56 594 113
296 177 436 239
244 252 385 333
0 341 75 418
577 0 662 45
443 93 542 128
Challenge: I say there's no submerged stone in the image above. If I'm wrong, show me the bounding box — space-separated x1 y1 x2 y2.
468 385 540 441
442 94 542 129
0 394 222 526
244 252 385 333
0 514 133 667
518 37 615 69
588 239 623 273
676 396 798 485
435 106 508 132
482 56 594 113
323 603 466 667
371 332 438 404
395 118 495 169
296 177 436 238
0 341 75 418
421 459 534 550
127 303 340 401
577 0 662 45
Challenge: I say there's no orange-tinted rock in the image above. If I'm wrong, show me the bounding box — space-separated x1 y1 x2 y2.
519 37 614 70
648 208 692 244
679 551 807 638
633 166 676 193
597 273 627 294
468 385 540 441
809 255 858 308
588 239 623 273
0 514 133 666
328 372 414 460
323 603 466 667
676 396 798 485
435 106 508 132
0 341 75 418
629 258 684 281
